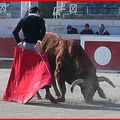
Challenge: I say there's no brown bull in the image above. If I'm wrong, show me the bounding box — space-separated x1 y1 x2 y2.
40 32 115 103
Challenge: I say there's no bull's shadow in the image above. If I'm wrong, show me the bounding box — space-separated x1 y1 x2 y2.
26 99 120 112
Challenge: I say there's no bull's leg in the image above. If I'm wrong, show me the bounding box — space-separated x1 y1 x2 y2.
36 91 42 99
53 48 65 101
52 78 61 98
57 78 66 102
54 47 64 80
44 86 58 103
33 91 42 99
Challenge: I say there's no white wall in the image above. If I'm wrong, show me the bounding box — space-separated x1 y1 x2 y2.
45 19 120 35
0 18 120 37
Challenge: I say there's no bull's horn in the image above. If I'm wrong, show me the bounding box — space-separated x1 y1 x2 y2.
71 79 84 93
98 76 115 88
97 86 106 99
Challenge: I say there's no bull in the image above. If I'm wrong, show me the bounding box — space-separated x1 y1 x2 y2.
40 32 115 103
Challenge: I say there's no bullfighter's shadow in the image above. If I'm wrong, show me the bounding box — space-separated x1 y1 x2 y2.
26 99 120 112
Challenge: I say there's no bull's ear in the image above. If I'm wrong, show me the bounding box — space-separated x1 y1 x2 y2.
97 87 106 99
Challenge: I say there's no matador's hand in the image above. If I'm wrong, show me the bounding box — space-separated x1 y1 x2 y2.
17 42 24 51
33 40 42 52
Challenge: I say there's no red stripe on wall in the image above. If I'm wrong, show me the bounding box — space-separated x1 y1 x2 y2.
0 38 17 58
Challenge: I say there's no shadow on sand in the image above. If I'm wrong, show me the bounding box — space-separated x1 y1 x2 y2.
26 99 120 112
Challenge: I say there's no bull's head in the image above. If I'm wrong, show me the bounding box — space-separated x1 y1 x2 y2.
70 76 115 103
68 42 115 103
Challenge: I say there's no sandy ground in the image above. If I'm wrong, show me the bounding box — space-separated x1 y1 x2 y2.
0 69 120 118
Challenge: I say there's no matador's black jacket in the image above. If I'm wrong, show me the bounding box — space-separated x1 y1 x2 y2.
13 14 46 44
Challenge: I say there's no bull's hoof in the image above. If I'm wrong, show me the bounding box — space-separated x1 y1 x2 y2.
56 97 65 102
45 94 58 103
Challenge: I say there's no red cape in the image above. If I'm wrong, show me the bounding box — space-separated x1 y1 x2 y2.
2 47 52 104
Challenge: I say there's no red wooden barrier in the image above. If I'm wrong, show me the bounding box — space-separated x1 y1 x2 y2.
85 41 120 71
0 36 120 72
0 38 17 58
